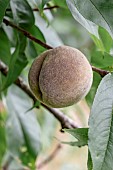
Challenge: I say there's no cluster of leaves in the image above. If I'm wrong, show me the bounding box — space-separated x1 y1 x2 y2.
64 1 113 170
0 0 58 169
0 0 113 170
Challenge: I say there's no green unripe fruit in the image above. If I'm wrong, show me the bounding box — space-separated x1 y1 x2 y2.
28 46 93 108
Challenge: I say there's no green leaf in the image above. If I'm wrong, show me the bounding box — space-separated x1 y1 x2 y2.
63 128 88 147
98 27 113 53
3 25 18 47
38 0 51 11
5 85 41 168
0 28 11 65
26 0 41 7
25 39 38 59
91 51 113 68
66 0 113 38
29 25 46 54
10 0 35 29
0 112 6 165
2 151 29 170
2 44 19 90
25 100 41 113
35 13 63 47
42 0 51 7
91 27 113 53
87 150 93 170
91 34 104 52
86 72 102 108
0 0 10 25
53 0 67 8
88 73 113 170
2 37 28 90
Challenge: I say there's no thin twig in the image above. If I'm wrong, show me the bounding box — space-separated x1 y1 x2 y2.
34 5 59 11
3 18 53 50
92 66 109 77
37 144 62 169
6 5 59 12
0 60 79 129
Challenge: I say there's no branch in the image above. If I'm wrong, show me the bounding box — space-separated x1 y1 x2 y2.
6 5 59 12
1 19 110 129
43 105 79 129
0 60 79 129
0 60 110 130
92 66 109 77
37 144 62 169
2 19 110 78
3 19 53 50
3 18 110 79
34 5 59 11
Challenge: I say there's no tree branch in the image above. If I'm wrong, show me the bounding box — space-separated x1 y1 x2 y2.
37 144 62 169
3 18 110 78
34 5 59 11
2 19 111 78
92 66 109 77
0 60 110 130
3 18 53 50
6 5 59 12
0 60 79 129
1 18 110 129
43 105 79 129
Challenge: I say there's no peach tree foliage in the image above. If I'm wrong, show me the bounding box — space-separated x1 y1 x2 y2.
0 0 113 170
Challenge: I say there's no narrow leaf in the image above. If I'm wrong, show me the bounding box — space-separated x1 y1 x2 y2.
63 128 88 147
5 85 41 167
2 35 28 90
0 28 11 65
98 27 113 53
91 51 113 68
91 34 104 52
0 0 10 25
35 13 63 47
87 150 93 170
42 0 51 7
0 112 6 165
89 73 113 170
86 72 102 107
2 45 19 90
29 25 46 54
25 100 41 113
10 0 35 29
25 39 38 59
2 48 28 90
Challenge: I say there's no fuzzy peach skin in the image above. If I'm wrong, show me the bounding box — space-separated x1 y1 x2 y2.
28 46 93 108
